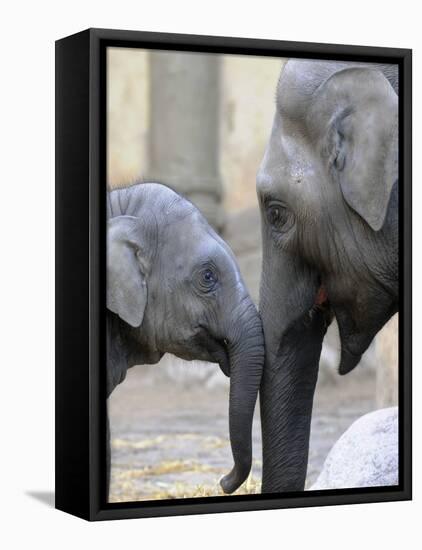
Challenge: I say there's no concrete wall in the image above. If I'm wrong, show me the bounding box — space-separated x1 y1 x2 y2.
220 56 283 212
107 48 282 214
107 48 149 187
376 315 399 407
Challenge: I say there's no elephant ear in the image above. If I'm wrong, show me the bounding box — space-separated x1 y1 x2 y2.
318 67 398 231
107 216 148 327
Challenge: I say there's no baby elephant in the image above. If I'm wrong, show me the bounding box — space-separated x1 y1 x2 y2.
107 182 264 496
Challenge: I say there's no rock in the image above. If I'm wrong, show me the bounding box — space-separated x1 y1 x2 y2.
310 407 398 490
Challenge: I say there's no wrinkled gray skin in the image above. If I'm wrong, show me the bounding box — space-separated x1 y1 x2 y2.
106 182 264 497
257 60 398 493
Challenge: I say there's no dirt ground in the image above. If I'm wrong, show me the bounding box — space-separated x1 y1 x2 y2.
108 362 376 502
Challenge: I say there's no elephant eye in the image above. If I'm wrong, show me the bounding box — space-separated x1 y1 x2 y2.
266 203 292 232
198 267 218 292
268 205 282 225
203 269 215 283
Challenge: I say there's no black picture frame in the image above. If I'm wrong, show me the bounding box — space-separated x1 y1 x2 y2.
55 28 412 521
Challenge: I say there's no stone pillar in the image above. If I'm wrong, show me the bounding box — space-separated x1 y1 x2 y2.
376 314 399 408
147 51 224 230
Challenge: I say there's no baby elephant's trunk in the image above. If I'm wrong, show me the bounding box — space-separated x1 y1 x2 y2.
220 298 264 494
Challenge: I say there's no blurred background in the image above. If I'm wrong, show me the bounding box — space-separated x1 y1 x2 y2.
107 47 398 502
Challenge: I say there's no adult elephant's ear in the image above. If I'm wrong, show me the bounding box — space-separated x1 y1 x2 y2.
316 67 398 231
107 216 149 327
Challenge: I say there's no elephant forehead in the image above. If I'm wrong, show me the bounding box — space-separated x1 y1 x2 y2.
277 59 351 121
165 220 240 275
258 123 319 202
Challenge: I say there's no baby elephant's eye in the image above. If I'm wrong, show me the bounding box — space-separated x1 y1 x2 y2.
198 267 218 292
203 269 215 282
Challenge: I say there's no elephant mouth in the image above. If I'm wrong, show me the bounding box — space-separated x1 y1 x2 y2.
195 328 231 377
306 284 333 327
210 338 231 377
314 285 329 306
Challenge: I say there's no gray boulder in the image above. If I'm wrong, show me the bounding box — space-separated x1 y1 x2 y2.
310 407 398 490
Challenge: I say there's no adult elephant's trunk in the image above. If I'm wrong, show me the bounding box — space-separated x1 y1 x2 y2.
220 298 265 494
259 244 329 493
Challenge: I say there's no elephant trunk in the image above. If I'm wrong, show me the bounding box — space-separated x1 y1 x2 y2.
260 312 327 492
259 245 329 493
220 298 265 494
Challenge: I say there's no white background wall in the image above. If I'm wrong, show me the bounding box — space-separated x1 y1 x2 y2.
0 1 419 549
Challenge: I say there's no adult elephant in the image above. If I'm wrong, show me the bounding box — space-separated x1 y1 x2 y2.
106 182 264 497
257 60 398 492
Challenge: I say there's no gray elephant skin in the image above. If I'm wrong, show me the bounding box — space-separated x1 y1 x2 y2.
106 182 264 497
257 60 398 493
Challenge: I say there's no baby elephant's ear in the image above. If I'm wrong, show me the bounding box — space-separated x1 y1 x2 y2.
318 67 398 231
107 216 148 327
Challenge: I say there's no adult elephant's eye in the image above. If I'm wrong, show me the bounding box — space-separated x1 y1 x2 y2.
266 203 292 232
268 205 282 225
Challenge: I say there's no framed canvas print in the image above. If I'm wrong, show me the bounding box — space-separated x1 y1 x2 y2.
55 28 412 521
